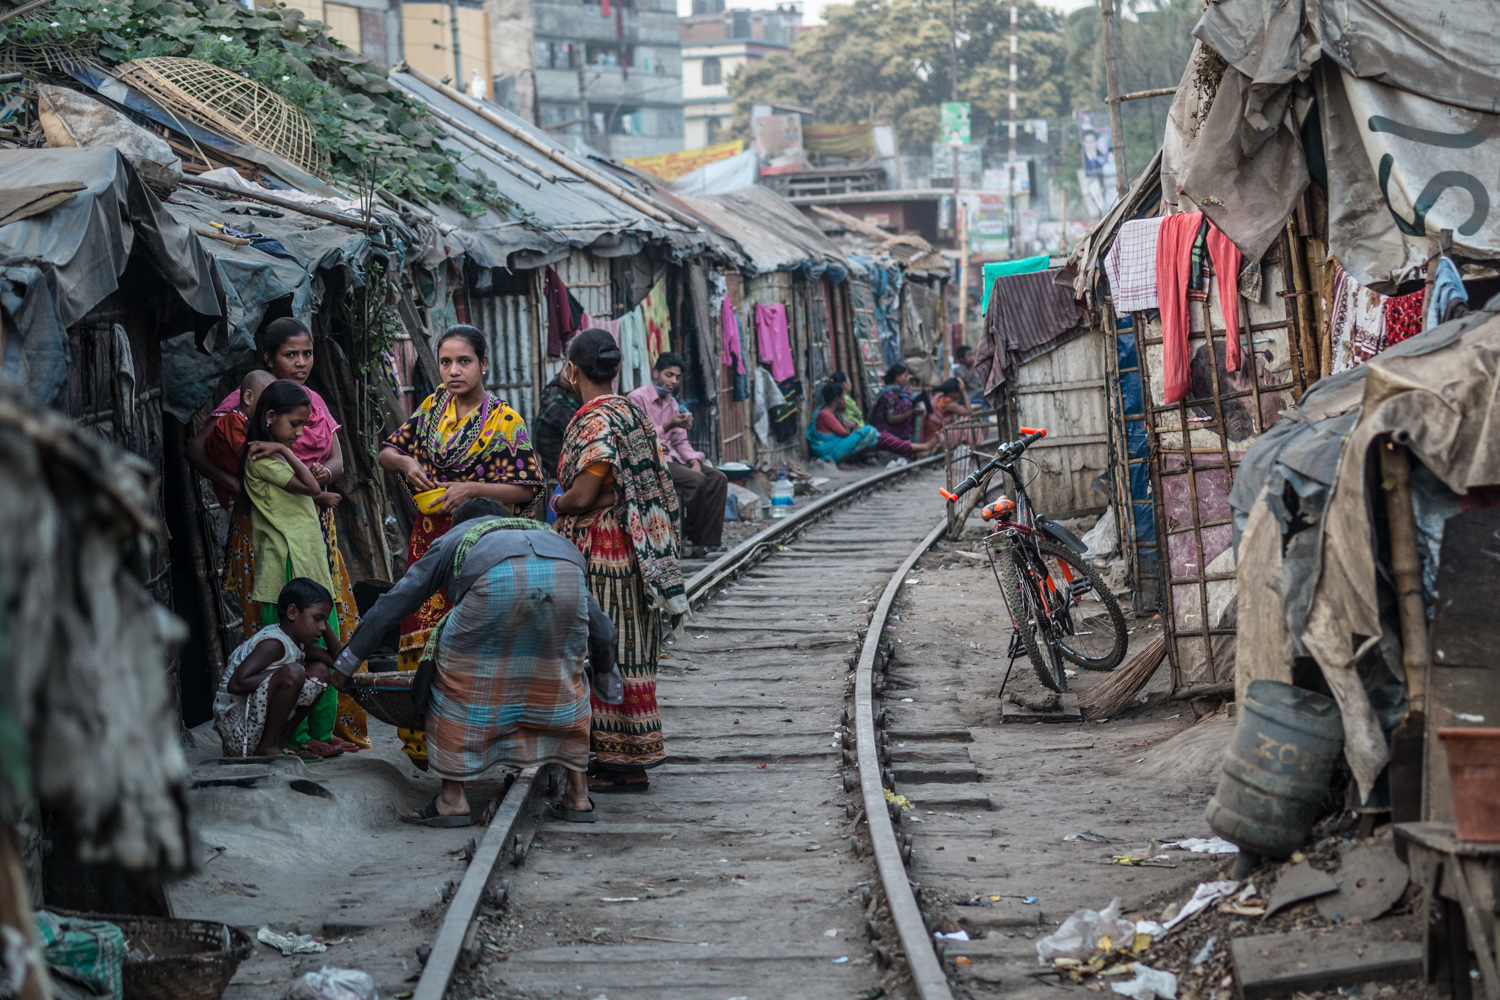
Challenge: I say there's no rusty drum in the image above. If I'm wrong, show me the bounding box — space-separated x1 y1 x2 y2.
1206 680 1345 859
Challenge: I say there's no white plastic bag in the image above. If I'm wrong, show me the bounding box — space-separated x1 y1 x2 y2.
285 967 378 1000
1081 506 1119 560
1035 897 1138 964
1111 963 1177 999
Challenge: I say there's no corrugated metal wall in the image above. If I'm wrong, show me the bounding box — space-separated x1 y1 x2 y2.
470 290 539 418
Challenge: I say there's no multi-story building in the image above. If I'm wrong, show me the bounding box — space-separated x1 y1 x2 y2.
680 2 800 150
475 0 685 159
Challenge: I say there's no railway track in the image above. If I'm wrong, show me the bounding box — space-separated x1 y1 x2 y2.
416 458 966 1000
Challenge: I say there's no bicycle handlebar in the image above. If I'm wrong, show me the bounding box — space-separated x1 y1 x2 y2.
939 428 1046 503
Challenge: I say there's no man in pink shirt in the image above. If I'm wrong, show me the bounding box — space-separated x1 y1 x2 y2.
627 352 729 557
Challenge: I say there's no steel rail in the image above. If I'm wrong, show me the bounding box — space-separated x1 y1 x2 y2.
413 455 954 999
855 516 956 1000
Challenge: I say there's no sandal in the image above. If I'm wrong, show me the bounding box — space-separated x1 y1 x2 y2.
588 775 649 794
328 737 361 752
282 746 321 763
301 739 344 759
400 795 472 828
547 797 597 823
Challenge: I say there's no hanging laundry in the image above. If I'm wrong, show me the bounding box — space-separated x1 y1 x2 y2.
1383 287 1425 346
1187 217 1212 301
1426 257 1469 328
752 367 785 447
640 280 671 364
1326 263 1388 374
1156 211 1242 405
543 267 583 357
754 302 795 382
1102 216 1165 313
616 306 650 390
720 295 745 374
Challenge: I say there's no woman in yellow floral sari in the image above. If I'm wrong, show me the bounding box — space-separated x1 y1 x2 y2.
377 325 543 768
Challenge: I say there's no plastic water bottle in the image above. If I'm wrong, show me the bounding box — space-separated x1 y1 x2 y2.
770 469 794 519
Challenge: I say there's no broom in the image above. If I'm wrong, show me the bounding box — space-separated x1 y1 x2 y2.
1079 635 1168 719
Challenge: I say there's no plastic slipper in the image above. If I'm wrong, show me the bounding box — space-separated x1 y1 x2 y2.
301 739 344 759
400 796 472 828
547 797 597 823
328 737 361 753
588 775 649 794
283 746 321 762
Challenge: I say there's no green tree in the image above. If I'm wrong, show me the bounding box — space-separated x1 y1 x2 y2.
727 0 1069 147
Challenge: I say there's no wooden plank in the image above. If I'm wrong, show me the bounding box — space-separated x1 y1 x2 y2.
413 767 539 1000
1010 378 1107 394
1230 926 1423 1000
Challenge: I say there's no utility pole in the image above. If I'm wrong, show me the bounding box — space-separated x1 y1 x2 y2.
1099 0 1128 198
575 40 597 152
1008 0 1018 253
948 0 959 102
448 0 464 89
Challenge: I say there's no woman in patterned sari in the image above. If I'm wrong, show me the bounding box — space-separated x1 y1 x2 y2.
378 325 543 769
869 363 941 459
554 329 687 793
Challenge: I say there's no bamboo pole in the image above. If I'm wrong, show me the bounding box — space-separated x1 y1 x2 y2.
1381 439 1430 822
179 176 383 232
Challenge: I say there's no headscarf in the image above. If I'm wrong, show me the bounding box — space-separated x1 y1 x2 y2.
214 383 339 466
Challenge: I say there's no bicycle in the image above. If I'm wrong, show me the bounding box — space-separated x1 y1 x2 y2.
939 427 1128 693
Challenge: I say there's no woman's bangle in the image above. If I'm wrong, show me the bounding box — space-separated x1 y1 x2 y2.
549 492 562 514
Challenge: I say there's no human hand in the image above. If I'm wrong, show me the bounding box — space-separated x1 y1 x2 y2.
689 459 703 473
438 481 484 513
316 491 342 509
246 440 283 461
310 462 333 486
666 412 692 431
403 456 437 492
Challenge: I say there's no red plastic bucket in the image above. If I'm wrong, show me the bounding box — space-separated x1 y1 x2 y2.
1438 729 1500 842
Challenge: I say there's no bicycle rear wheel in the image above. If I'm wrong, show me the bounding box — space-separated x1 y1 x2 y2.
1032 539 1128 670
988 540 1068 692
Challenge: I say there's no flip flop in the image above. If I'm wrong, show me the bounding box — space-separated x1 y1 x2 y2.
588 775 649 794
547 797 597 823
283 746 321 762
400 795 472 828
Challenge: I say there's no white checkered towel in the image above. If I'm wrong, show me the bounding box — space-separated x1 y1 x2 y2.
1103 216 1165 313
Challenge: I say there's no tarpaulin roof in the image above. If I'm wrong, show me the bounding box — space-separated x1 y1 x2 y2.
0 147 224 408
1230 299 1500 801
156 185 388 421
1158 1 1500 291
390 72 717 269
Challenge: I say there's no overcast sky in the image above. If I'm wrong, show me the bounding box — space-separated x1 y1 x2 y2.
678 0 1098 26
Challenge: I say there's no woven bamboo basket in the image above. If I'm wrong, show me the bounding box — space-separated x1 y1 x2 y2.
115 57 330 179
52 910 252 1000
349 670 424 730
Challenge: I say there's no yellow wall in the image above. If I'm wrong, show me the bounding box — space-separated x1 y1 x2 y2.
402 3 492 99
258 0 361 50
322 2 363 49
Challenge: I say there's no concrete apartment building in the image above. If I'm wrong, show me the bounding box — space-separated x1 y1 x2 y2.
680 2 801 150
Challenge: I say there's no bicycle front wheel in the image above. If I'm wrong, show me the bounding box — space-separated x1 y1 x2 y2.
1031 539 1128 671
989 540 1069 692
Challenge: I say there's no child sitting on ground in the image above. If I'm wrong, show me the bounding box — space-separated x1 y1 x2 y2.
214 578 341 757
195 369 275 509
239 378 347 760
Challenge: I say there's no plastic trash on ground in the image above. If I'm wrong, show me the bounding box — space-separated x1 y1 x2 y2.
1162 881 1240 933
285 966 377 1000
258 926 328 956
934 930 970 941
1035 897 1137 964
1163 837 1239 854
1110 964 1177 999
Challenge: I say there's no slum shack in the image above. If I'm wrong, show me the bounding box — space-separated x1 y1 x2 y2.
1052 1 1500 995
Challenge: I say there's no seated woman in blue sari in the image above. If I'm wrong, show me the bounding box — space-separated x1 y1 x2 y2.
807 382 878 467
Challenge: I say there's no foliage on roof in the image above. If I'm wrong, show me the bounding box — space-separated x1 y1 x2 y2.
0 0 514 216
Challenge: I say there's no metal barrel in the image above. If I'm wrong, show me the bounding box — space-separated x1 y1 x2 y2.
1205 680 1345 858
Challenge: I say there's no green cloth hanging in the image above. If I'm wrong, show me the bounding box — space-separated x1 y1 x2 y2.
981 254 1051 314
